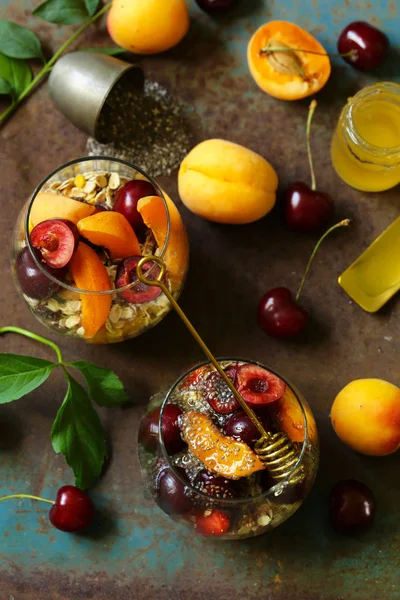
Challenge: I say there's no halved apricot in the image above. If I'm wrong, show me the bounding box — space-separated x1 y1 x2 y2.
69 242 112 339
77 212 141 259
180 411 265 480
30 192 95 227
137 193 189 293
247 21 331 100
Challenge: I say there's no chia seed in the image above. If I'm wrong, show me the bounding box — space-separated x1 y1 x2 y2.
87 78 193 177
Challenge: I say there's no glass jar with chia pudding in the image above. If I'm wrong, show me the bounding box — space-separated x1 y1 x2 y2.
138 359 319 540
11 157 189 344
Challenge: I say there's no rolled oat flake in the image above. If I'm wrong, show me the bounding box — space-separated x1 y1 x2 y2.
87 78 192 177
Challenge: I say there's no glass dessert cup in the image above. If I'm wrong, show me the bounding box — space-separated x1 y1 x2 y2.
11 157 189 344
138 359 319 540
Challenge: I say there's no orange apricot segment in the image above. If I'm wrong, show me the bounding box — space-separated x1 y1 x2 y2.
180 411 265 480
77 212 141 259
69 242 112 339
137 193 189 293
30 192 95 227
269 388 317 443
247 21 331 101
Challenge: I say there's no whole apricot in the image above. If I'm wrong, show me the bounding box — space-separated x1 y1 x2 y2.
107 0 189 55
331 379 400 456
178 139 278 224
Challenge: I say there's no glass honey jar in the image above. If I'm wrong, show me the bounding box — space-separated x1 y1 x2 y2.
331 82 400 192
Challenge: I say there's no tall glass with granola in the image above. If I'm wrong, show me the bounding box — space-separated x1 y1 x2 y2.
11 157 189 343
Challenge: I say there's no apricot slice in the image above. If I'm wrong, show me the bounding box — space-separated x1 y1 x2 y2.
77 212 141 260
247 21 331 100
30 193 95 227
269 387 317 444
137 194 189 293
69 242 112 339
179 411 265 480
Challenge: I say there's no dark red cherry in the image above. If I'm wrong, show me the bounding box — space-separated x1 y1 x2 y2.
139 404 185 455
15 247 65 299
236 364 286 405
156 466 192 515
30 219 79 268
194 470 235 499
49 486 94 532
258 287 308 338
195 0 235 13
285 182 334 233
338 21 389 71
201 365 240 414
223 410 272 447
114 180 157 234
116 256 162 303
330 480 376 535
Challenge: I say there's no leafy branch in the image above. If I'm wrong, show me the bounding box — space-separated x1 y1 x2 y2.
0 0 123 125
0 326 130 489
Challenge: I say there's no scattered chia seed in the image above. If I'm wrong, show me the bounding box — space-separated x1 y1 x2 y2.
87 78 192 177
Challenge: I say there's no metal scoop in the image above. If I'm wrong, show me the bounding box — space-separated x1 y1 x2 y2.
48 51 144 139
136 255 304 485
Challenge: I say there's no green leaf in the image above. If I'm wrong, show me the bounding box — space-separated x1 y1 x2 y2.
0 354 55 403
69 360 130 407
0 53 32 98
51 374 107 489
0 20 43 60
84 0 99 16
33 0 90 25
0 77 15 100
82 47 126 56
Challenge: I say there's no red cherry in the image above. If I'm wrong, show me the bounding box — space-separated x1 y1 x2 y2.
195 0 235 13
156 466 192 515
201 365 240 414
285 182 334 233
139 404 185 455
338 21 389 71
116 256 162 303
236 364 286 405
194 470 235 499
114 180 157 234
258 288 308 338
330 480 376 535
30 219 79 268
194 509 230 537
223 410 272 447
15 247 65 299
49 486 94 532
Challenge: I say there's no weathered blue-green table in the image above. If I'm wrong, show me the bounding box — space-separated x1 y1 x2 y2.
0 0 399 598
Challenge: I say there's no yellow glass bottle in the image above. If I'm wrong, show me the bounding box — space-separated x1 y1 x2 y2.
331 82 400 192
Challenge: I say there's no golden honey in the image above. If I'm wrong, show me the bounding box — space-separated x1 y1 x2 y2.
331 82 400 192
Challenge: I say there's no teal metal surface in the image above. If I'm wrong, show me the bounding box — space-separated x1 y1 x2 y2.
0 0 399 598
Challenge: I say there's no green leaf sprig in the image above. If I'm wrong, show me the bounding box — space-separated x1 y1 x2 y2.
0 0 124 125
0 326 129 490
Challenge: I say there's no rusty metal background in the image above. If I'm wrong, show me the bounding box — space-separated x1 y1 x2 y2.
0 0 399 598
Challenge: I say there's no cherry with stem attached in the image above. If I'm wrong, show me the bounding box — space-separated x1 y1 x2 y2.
260 19 389 72
0 486 94 533
258 219 350 338
284 100 334 233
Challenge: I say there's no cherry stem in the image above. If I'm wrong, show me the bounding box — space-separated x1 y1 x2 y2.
0 326 63 363
295 219 351 303
260 47 357 59
0 494 53 505
306 99 317 191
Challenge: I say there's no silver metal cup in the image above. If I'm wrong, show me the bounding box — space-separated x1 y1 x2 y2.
48 51 144 138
